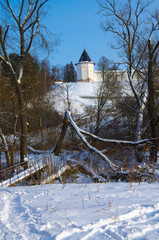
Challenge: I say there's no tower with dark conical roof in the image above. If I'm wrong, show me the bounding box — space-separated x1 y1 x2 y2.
75 49 95 81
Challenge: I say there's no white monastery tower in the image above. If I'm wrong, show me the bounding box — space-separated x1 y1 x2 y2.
75 49 141 83
75 49 95 82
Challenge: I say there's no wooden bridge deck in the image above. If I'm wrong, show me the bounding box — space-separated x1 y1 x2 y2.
0 157 51 187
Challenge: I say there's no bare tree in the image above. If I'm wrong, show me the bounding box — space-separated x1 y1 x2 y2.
147 38 159 162
97 0 159 162
0 0 53 164
94 56 120 135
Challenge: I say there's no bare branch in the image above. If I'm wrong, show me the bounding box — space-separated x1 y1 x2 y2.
19 0 25 23
6 0 19 24
79 128 151 146
66 111 118 172
22 0 48 28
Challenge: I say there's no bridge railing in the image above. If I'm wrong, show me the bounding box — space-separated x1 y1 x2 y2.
0 156 51 187
0 161 28 187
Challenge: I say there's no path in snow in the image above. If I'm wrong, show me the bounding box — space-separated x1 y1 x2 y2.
0 189 52 240
0 183 159 239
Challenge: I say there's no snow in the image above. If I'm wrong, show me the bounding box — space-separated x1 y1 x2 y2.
79 127 151 145
50 81 133 115
50 82 100 114
66 110 118 172
1 157 50 188
0 182 159 239
1 80 159 239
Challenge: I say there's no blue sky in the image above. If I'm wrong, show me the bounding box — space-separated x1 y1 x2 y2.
45 0 159 69
45 0 116 69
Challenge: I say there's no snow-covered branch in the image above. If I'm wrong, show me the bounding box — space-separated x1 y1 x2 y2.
27 145 50 154
79 128 150 146
66 111 118 172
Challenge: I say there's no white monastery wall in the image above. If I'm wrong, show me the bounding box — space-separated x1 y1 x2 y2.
94 70 128 82
94 71 102 82
75 50 144 85
93 70 144 82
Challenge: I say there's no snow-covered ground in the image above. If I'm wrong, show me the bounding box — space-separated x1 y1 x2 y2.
0 182 159 239
50 81 131 115
50 82 101 114
1 81 158 239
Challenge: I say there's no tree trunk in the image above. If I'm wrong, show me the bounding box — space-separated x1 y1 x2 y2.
13 77 28 164
37 111 44 146
148 39 158 163
0 128 11 167
53 113 69 155
94 111 100 136
135 83 148 141
20 112 27 163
